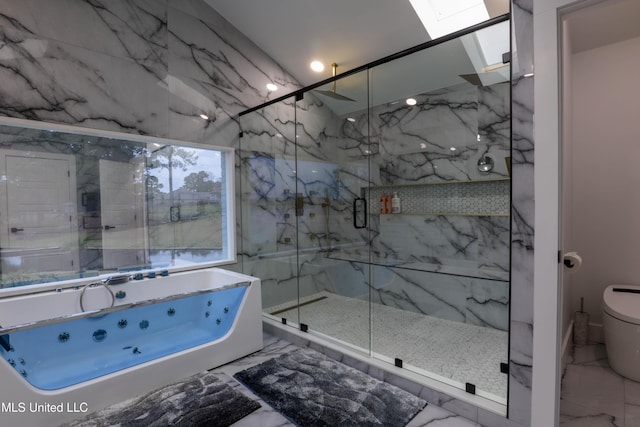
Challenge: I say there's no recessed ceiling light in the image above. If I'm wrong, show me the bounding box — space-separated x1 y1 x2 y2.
199 114 209 120
310 61 325 72
450 147 457 151
347 117 356 122
406 98 417 106
266 83 278 92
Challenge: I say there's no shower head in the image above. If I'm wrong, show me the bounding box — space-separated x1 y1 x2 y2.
314 89 356 102
459 66 509 87
313 63 355 102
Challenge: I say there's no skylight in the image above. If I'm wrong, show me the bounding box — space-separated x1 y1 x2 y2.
409 0 490 40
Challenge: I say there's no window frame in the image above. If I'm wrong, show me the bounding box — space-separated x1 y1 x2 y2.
0 117 236 298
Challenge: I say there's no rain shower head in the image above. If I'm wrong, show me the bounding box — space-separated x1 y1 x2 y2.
314 89 356 101
313 63 355 102
459 63 510 87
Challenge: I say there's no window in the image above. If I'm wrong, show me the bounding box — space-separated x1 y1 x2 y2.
0 119 235 291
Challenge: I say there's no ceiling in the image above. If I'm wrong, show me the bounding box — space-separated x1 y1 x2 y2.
204 0 640 112
566 0 640 54
204 0 509 89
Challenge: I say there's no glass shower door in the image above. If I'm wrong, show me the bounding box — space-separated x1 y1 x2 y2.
367 22 511 403
294 69 373 353
239 97 303 324
239 15 511 409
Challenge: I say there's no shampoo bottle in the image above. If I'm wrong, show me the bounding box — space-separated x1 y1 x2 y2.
391 192 401 213
380 194 387 214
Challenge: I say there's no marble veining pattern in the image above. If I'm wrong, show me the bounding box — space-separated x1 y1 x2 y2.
0 0 301 141
560 342 640 426
370 268 509 330
357 83 511 186
166 2 300 144
0 25 169 135
372 214 510 278
0 1 168 66
508 0 535 424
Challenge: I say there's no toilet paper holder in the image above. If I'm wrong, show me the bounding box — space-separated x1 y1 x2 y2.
563 251 582 271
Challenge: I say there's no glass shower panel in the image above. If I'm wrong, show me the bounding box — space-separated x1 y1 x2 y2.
368 21 511 403
295 70 373 353
238 98 302 323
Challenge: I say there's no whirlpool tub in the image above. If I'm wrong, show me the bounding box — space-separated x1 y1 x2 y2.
0 267 262 426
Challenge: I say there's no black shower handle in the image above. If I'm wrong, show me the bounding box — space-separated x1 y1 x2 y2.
353 197 367 229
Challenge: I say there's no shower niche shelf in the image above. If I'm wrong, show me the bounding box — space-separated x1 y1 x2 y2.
366 178 510 217
374 212 509 217
369 177 510 189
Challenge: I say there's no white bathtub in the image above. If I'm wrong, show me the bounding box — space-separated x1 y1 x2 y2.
0 267 263 426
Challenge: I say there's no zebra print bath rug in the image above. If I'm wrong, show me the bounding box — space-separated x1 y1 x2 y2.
62 372 260 427
234 347 427 427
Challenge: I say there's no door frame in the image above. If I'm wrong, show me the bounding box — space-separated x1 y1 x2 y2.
531 0 605 425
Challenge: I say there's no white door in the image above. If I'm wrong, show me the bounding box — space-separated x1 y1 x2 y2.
3 154 78 275
99 159 147 269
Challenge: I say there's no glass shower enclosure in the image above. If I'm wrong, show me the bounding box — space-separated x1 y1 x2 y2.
239 17 511 404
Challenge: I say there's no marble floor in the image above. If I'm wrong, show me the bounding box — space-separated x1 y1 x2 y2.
560 342 640 426
212 332 486 427
267 292 508 400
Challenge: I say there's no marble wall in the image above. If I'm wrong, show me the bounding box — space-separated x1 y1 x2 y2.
0 0 300 142
0 1 535 424
509 0 535 424
374 83 510 185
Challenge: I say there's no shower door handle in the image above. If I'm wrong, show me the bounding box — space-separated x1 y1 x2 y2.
10 227 24 233
353 197 367 229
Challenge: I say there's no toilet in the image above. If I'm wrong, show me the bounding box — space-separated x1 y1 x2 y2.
602 284 640 381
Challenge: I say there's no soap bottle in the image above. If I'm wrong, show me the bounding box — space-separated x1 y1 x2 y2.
391 192 401 214
380 194 387 214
